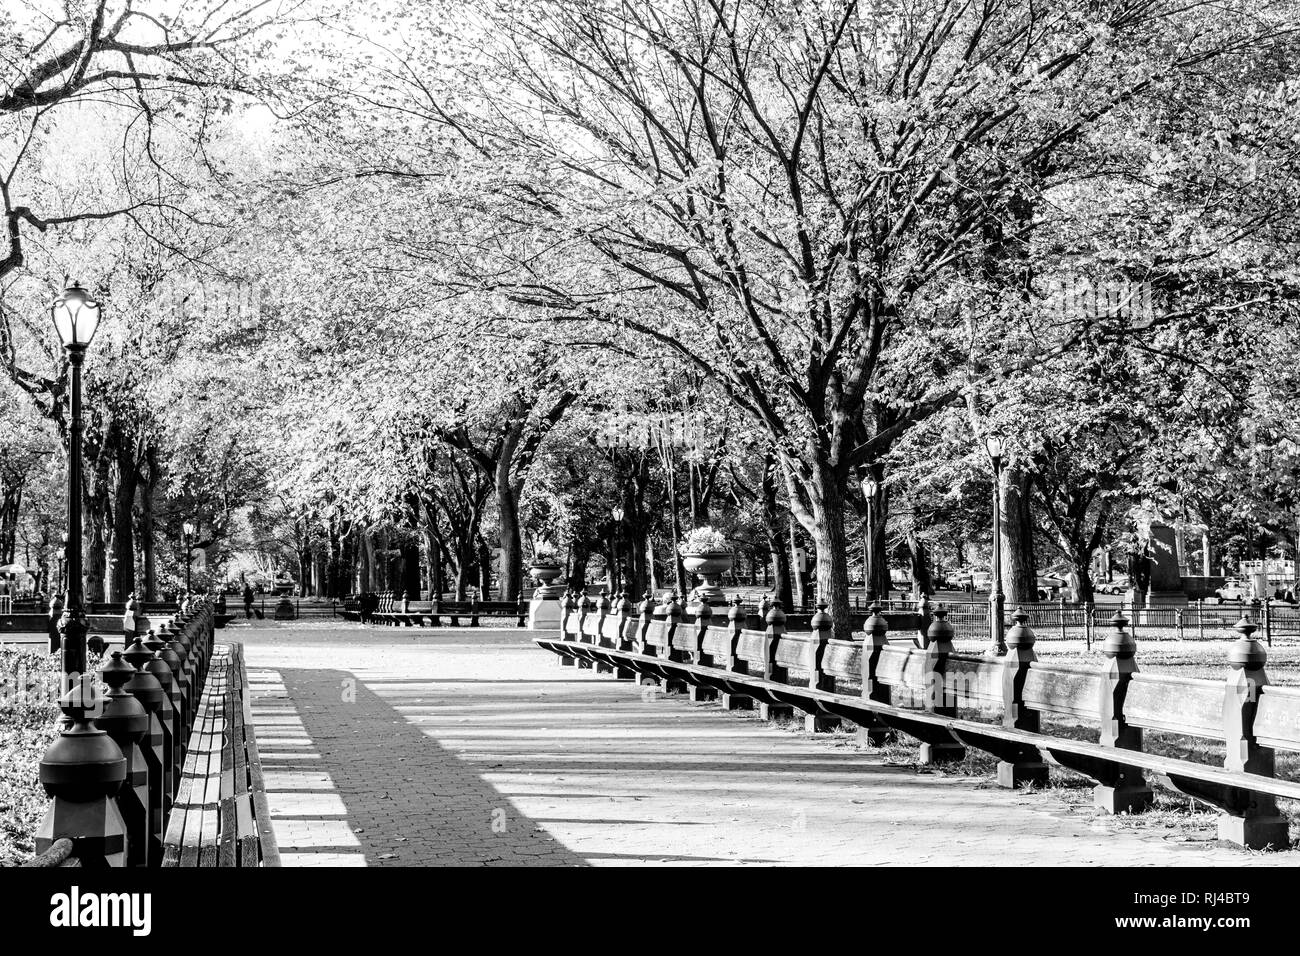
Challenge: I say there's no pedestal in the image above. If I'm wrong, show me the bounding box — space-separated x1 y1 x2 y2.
527 593 563 630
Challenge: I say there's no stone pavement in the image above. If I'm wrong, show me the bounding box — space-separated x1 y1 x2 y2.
233 621 1296 866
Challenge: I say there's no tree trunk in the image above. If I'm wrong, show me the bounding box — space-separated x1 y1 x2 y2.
398 541 420 599
477 539 491 596
666 464 687 596
360 531 374 592
496 463 523 601
139 451 158 600
109 450 138 603
788 520 805 608
761 452 793 610
1001 465 1037 603
804 461 853 639
1071 549 1096 604
907 531 931 596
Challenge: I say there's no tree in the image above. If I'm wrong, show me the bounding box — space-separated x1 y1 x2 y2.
355 0 1300 636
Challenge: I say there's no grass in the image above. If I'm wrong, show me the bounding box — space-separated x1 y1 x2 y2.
0 646 61 865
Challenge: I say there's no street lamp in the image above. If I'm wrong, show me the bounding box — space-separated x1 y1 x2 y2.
860 461 884 600
611 506 625 591
861 474 879 599
182 521 196 596
985 433 1007 656
50 282 102 680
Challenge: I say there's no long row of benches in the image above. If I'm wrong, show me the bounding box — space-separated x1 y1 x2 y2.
340 590 527 627
28 600 275 867
536 593 1300 850
163 642 278 867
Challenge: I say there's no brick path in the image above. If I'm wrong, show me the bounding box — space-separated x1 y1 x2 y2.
235 621 1296 866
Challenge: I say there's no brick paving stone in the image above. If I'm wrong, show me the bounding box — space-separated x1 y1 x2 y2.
231 619 1300 867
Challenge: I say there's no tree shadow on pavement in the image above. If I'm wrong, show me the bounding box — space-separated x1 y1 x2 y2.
273 668 588 866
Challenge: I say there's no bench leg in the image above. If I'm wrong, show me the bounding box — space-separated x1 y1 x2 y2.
804 712 841 733
997 758 1050 789
1219 809 1290 851
687 684 717 703
1094 780 1155 815
720 693 753 711
758 702 795 722
855 721 896 747
917 739 966 765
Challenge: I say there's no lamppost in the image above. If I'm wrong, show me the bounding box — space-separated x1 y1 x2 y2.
986 433 1007 656
860 461 885 600
51 282 102 680
611 506 625 592
182 521 196 596
861 473 879 599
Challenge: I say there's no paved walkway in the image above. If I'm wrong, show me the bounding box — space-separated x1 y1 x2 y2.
234 621 1295 866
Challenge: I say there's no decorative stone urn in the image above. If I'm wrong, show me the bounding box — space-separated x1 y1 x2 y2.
529 562 564 593
527 562 566 630
683 552 733 607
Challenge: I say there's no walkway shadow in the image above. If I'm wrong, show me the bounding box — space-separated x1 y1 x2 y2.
272 668 588 866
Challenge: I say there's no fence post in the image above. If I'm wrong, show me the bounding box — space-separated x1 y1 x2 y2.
1263 598 1272 647
593 589 613 674
94 653 149 867
661 593 688 693
720 595 753 711
120 647 167 866
998 608 1049 787
557 591 577 667
1096 610 1153 813
688 599 717 703
1197 598 1204 641
857 598 893 746
758 602 794 722
918 609 965 765
1084 602 1093 651
125 638 175 810
35 681 128 868
1220 614 1289 849
636 589 653 656
1058 597 1066 642
804 602 838 732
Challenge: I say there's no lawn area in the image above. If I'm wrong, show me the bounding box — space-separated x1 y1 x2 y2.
0 647 61 866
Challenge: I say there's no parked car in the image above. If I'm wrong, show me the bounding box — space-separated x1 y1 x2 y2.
1214 579 1249 603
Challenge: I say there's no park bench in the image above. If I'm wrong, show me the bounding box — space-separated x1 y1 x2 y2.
162 641 279 867
536 592 1300 850
342 589 528 627
28 601 242 867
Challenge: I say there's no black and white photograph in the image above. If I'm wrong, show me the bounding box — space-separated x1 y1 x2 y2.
1 0 1298 932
